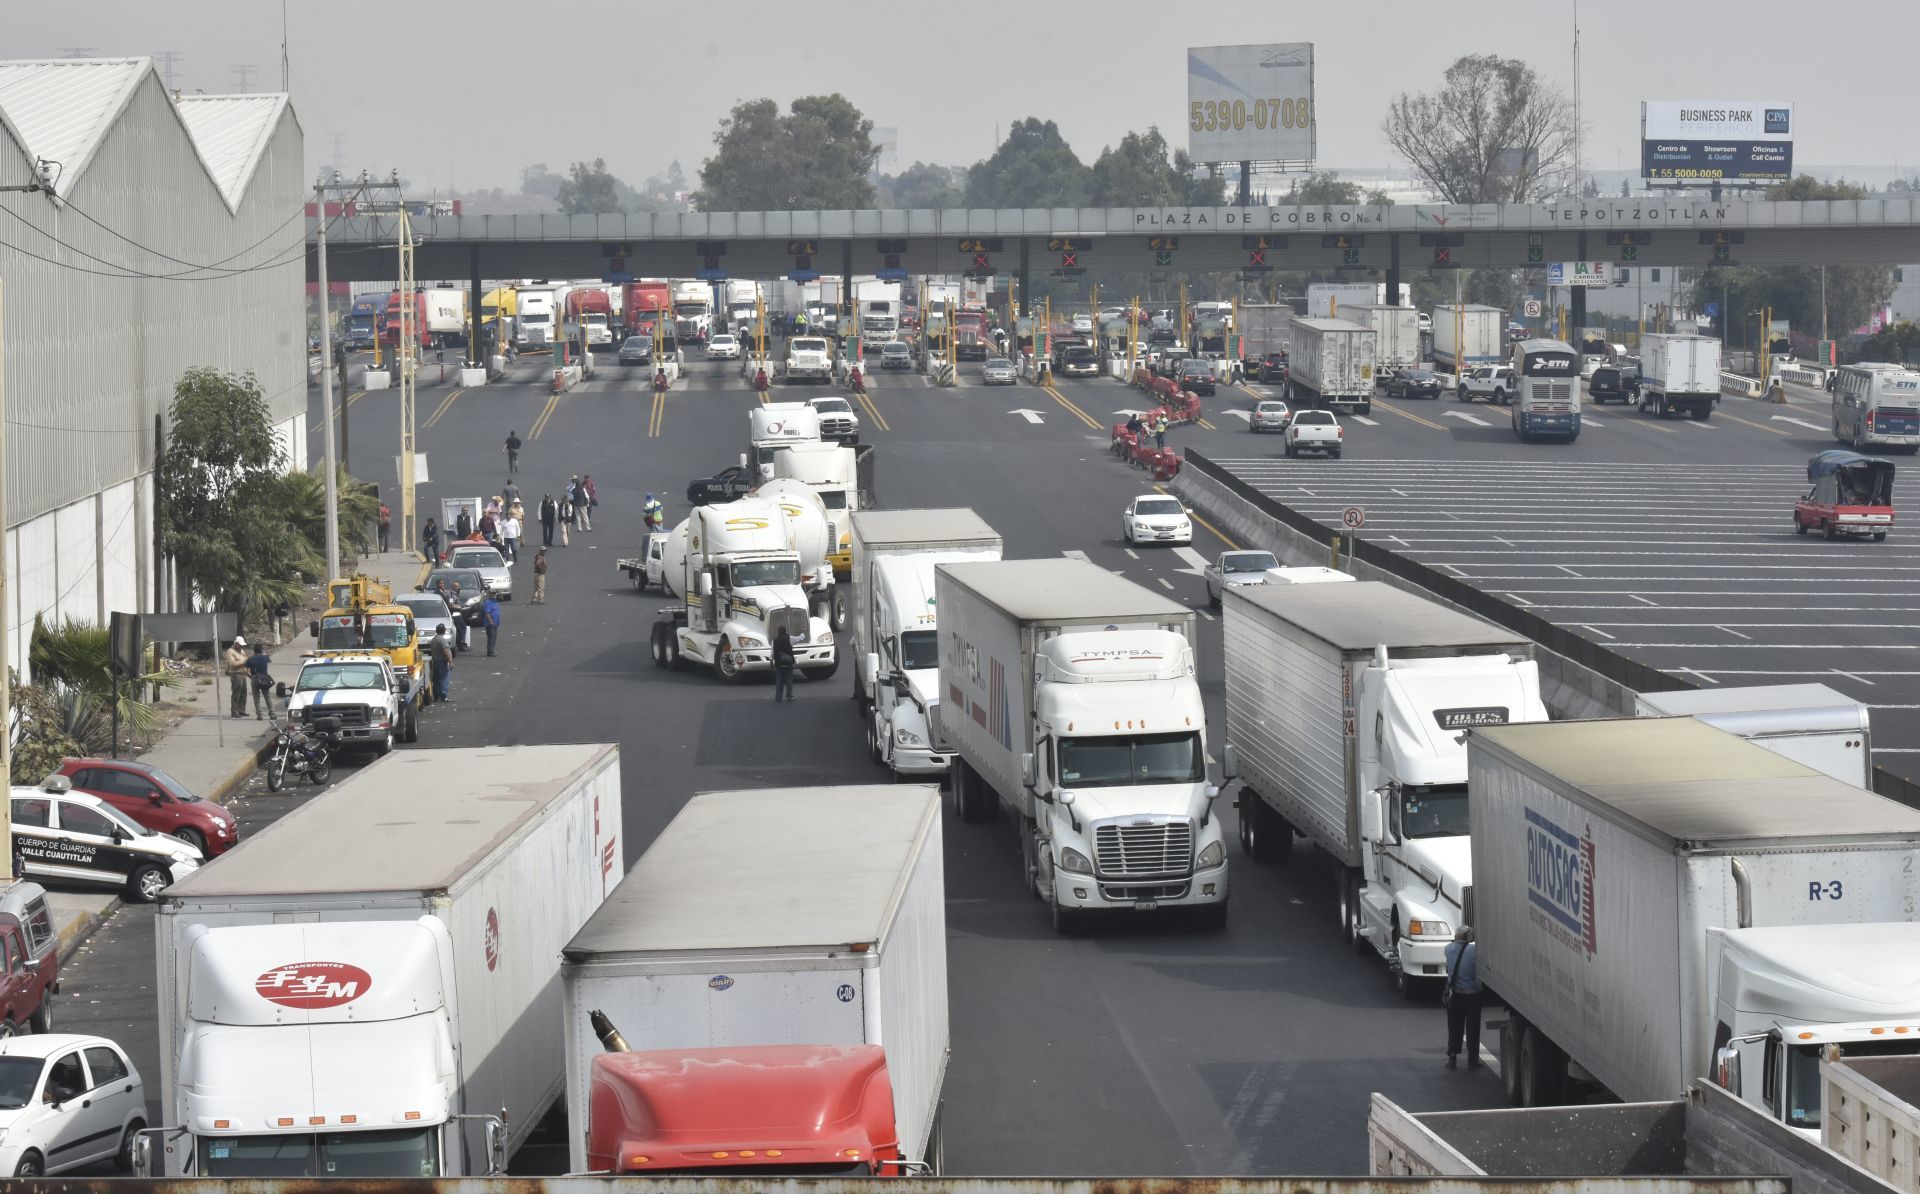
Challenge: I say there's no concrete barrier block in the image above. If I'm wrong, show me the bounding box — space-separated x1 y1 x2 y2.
362 370 391 390
459 367 487 387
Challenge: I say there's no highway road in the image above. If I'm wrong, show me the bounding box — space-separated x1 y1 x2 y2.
52 347 1512 1178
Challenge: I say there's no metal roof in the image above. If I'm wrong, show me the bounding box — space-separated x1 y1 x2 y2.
850 508 1000 549
176 93 289 213
1291 317 1369 333
936 557 1189 623
1473 718 1920 847
0 58 146 199
564 786 938 957
166 744 619 897
1229 580 1528 652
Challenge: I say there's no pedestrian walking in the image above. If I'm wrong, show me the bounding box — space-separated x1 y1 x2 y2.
482 594 502 657
1444 926 1483 1070
377 501 391 552
223 637 250 718
427 624 454 702
539 494 557 547
422 517 441 563
503 476 521 508
501 512 522 563
504 430 522 474
771 626 796 702
1154 413 1169 450
245 642 275 720
531 547 548 603
566 477 582 532
579 475 597 532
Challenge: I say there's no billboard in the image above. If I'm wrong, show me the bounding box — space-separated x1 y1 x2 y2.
1187 43 1315 165
1641 101 1793 182
1548 262 1613 289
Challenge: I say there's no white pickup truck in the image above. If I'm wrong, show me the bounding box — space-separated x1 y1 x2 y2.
1456 365 1514 405
287 654 409 755
1284 409 1344 457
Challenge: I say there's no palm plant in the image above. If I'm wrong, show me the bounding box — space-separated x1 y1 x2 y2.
27 616 178 745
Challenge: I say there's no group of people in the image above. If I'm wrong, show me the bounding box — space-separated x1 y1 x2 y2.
223 637 278 719
1124 410 1173 450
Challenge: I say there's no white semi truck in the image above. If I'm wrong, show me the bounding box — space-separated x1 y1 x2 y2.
149 744 623 1178
1432 303 1505 380
933 558 1229 932
1468 716 1920 1124
649 498 837 682
515 285 556 349
1224 581 1547 996
857 279 903 342
772 440 877 579
1343 303 1421 381
849 508 1004 779
1638 332 1723 420
561 785 948 1177
1635 683 1874 787
1286 318 1378 414
749 402 823 480
751 477 840 622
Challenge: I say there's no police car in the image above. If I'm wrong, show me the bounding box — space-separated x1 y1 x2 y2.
10 777 201 903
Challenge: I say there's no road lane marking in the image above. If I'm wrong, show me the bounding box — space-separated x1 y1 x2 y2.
1351 415 1380 426
529 391 561 440
1197 418 1217 430
345 389 370 407
424 388 464 429
1010 408 1046 424
1443 411 1489 427
649 391 666 438
1044 384 1101 429
1376 402 1446 432
1715 409 1791 436
1152 484 1239 549
307 391 371 436
1157 576 1175 590
1171 546 1210 577
855 388 890 432
1123 548 1139 559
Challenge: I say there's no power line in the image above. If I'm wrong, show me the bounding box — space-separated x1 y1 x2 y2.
152 50 182 92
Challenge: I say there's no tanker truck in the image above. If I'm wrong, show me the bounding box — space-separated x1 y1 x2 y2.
648 499 837 683
752 478 840 625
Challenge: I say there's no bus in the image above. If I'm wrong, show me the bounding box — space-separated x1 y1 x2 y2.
1832 363 1920 453
1510 338 1582 442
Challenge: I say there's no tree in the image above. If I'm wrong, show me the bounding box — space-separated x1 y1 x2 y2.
1089 129 1182 207
1863 321 1920 364
1382 55 1572 202
696 94 878 210
557 159 626 215
1687 176 1895 346
520 163 564 200
965 118 1091 208
876 162 966 208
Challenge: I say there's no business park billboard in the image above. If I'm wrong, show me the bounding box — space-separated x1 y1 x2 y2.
1641 101 1793 182
1187 44 1315 165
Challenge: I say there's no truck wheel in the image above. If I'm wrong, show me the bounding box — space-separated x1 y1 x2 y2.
1360 401 1372 416
830 588 850 634
1501 1017 1525 1104
1518 1025 1565 1106
952 760 992 823
1241 791 1291 862
401 704 419 744
376 729 394 757
866 718 884 765
714 638 743 683
649 624 667 667
1341 869 1367 950
29 995 50 1034
1018 816 1045 900
1049 891 1084 935
1692 407 1710 421
1193 900 1229 931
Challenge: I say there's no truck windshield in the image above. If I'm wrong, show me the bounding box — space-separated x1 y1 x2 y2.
297 665 387 691
199 1127 439 1177
731 560 799 588
1400 784 1469 839
817 490 848 510
1058 732 1204 787
900 630 938 671
317 619 410 651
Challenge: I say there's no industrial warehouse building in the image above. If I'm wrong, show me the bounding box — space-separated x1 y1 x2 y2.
0 58 304 673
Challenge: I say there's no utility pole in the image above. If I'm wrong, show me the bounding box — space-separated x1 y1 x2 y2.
0 278 11 877
314 179 340 580
1571 0 1583 199
279 0 290 93
229 63 255 92
397 207 418 554
153 50 182 92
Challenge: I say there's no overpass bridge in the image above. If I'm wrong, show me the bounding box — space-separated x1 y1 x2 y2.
308 196 1920 331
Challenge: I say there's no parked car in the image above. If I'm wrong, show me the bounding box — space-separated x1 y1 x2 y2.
705 333 740 360
0 882 59 1016
52 759 237 857
687 464 756 506
1386 368 1444 400
445 540 512 600
1176 360 1217 396
1204 550 1280 607
807 396 860 444
393 591 454 652
9 779 201 903
878 341 913 370
419 568 487 626
1121 494 1193 546
981 357 1018 385
1284 409 1344 457
616 336 652 367
1589 363 1641 404
0 1034 146 1175
1250 399 1292 433
1417 312 1432 333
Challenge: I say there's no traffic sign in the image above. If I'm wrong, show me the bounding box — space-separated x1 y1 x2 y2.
786 240 817 256
1524 299 1542 317
1342 507 1365 530
1155 251 1174 268
1149 236 1179 251
1046 238 1083 252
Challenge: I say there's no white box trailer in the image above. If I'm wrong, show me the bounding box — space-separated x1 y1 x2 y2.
1237 303 1293 366
424 287 467 347
1433 304 1505 377
1469 717 1920 1118
1343 303 1421 377
560 786 947 1176
1635 683 1873 787
1286 318 1378 413
154 744 623 1178
1639 333 1724 419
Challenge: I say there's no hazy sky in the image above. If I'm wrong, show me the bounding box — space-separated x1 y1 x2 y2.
13 0 1914 196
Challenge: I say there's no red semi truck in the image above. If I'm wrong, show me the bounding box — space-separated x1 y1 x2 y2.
382 290 430 350
951 309 991 360
623 281 672 339
564 287 614 349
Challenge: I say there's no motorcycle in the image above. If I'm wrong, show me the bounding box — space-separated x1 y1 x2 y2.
266 717 340 791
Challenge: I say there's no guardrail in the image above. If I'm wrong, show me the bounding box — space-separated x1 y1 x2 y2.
1720 372 1764 398
1179 450 1920 808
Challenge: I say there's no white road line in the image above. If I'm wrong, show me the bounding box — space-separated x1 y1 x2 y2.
1171 546 1212 577
1124 548 1139 559
1197 609 1216 621
1391 488 1408 497
1673 669 1920 677
1557 564 1583 577
1063 549 1091 562
1677 668 1721 685
1580 625 1616 640
1440 564 1468 577
1352 415 1380 426
1500 592 1534 607
1723 627 1751 640
1157 576 1175 590
1832 669 1878 687
1616 643 1920 650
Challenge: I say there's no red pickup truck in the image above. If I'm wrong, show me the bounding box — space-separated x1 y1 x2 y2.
0 904 57 1034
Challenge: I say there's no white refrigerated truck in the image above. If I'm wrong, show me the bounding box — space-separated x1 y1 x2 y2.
149 744 624 1178
1343 303 1421 381
1635 683 1874 787
1469 716 1920 1125
1224 581 1548 996
849 509 1004 779
1432 303 1505 380
1638 333 1723 420
933 557 1229 932
561 786 947 1177
1286 318 1378 413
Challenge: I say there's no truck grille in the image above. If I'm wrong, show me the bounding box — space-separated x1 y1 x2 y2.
767 607 810 643
1544 382 1573 401
302 704 369 728
1094 821 1193 877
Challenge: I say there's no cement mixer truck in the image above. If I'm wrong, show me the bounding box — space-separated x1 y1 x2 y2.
648 498 838 683
751 478 840 625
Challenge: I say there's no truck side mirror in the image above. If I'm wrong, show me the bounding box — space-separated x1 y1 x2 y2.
485 1117 508 1177
308 620 319 638
864 653 880 696
1221 744 1239 784
132 1133 153 1177
698 573 713 597
1022 751 1039 791
1713 1046 1741 1093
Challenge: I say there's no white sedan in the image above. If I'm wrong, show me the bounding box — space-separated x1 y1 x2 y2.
1121 494 1193 546
1204 550 1280 606
706 334 741 360
0 1034 146 1176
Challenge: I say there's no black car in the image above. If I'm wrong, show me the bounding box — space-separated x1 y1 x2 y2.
1387 368 1444 399
419 568 487 626
1258 352 1289 383
1589 364 1641 404
1176 361 1216 395
687 464 755 506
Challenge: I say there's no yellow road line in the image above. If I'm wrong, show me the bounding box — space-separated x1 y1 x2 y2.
649 391 666 438
1237 383 1268 400
1155 483 1239 549
1043 384 1101 429
423 388 464 429
306 391 372 436
528 392 561 440
1376 400 1448 432
344 389 369 407
1197 417 1217 430
854 389 890 432
1710 409 1790 436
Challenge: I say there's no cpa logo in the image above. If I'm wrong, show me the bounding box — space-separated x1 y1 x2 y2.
1764 109 1790 134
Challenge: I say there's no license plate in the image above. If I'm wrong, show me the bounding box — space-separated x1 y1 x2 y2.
1133 901 1159 911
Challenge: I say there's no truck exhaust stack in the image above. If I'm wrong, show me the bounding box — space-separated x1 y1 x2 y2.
589 1009 630 1053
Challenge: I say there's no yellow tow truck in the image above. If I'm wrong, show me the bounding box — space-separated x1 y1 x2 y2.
308 576 428 735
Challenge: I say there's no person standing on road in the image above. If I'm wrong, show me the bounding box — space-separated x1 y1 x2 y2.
531 547 548 603
448 583 470 653
771 626 796 702
500 511 522 564
565 477 582 533
539 493 557 546
502 478 521 510
1154 412 1170 450
1125 413 1144 441
455 506 474 542
245 642 275 720
422 516 441 563
642 492 664 532
1444 926 1483 1070
579 475 597 532
558 489 573 546
481 594 502 657
504 430 522 474
427 625 453 702
377 501 391 552
224 637 250 718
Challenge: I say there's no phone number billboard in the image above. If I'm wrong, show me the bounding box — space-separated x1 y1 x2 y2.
1641 101 1793 181
1187 44 1315 165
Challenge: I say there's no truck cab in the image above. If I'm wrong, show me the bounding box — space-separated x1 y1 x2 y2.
749 403 824 480
286 655 410 754
862 556 953 777
780 337 834 384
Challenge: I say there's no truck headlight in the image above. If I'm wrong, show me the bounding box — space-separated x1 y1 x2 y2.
1407 919 1451 937
1197 841 1224 868
1059 847 1093 875
736 634 764 648
895 727 924 747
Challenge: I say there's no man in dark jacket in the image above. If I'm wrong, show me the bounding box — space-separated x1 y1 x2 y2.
539 494 557 547
245 643 275 720
771 627 796 702
455 507 474 541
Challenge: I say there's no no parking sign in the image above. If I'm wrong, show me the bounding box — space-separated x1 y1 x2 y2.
1342 507 1365 530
